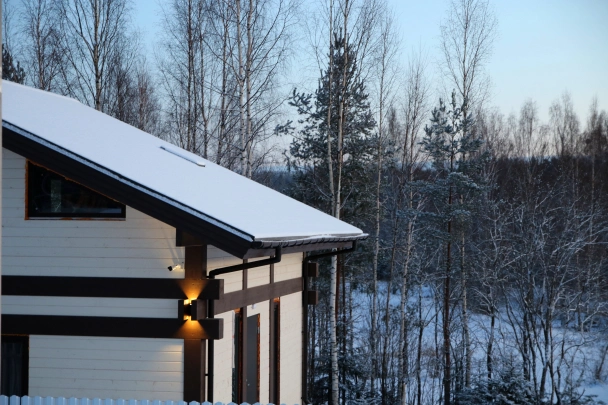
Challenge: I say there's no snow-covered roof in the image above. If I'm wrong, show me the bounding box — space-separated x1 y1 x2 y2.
2 81 366 257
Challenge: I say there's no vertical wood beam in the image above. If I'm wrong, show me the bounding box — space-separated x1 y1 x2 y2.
184 339 205 401
269 262 279 404
183 244 207 402
240 264 248 402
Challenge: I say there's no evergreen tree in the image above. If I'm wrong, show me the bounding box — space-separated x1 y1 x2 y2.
420 93 486 405
285 33 376 404
455 369 537 405
286 34 376 226
2 46 26 83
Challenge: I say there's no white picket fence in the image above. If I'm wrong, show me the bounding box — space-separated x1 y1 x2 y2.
0 397 299 405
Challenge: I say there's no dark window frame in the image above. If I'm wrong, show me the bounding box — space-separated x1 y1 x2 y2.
1 335 29 396
26 161 126 220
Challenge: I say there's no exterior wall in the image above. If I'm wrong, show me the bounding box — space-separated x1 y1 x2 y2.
279 292 303 405
208 246 242 293
2 148 186 400
211 310 235 402
29 335 183 400
2 148 185 279
274 252 303 282
210 246 303 404
2 296 176 318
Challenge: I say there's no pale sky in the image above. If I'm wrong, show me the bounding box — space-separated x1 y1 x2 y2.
133 0 608 125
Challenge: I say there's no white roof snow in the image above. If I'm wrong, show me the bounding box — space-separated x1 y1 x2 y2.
2 81 364 243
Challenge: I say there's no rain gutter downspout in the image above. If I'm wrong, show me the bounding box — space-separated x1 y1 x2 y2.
301 240 358 405
206 246 282 403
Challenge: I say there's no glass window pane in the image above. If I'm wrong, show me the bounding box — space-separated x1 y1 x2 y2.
27 162 125 218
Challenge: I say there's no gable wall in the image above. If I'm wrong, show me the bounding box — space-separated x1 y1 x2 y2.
2 148 185 280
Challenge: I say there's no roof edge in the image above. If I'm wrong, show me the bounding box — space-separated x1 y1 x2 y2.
251 233 369 249
2 120 255 243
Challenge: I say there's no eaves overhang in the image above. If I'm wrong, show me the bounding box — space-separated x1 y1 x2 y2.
3 121 367 259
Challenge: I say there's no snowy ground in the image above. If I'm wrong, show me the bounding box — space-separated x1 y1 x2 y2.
350 282 608 404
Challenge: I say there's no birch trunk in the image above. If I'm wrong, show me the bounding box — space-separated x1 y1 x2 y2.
236 0 247 176
326 1 338 403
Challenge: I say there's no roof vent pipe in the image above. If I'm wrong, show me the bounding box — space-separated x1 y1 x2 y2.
160 145 206 167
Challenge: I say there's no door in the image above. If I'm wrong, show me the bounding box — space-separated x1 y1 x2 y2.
245 314 260 403
1 335 29 396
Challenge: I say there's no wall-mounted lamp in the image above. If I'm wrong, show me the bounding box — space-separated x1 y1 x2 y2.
168 263 183 272
178 299 205 321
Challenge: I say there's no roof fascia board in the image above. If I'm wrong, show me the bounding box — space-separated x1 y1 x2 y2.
2 123 254 258
243 241 355 259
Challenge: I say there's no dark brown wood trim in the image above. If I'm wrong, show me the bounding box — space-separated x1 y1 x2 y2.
270 298 280 404
2 315 223 340
256 314 261 402
185 246 207 279
177 230 206 247
234 309 244 404
2 276 223 300
307 290 319 305
214 278 303 315
184 339 206 402
183 244 208 402
306 262 319 277
240 265 248 403
1 335 29 396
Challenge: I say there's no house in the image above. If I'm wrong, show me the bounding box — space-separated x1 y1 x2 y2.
0 82 366 404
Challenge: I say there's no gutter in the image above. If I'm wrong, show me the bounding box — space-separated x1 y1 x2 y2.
206 246 283 403
301 240 360 405
251 234 365 249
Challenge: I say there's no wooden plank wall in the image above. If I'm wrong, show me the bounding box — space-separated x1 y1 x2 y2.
2 148 187 399
28 336 184 400
2 149 185 279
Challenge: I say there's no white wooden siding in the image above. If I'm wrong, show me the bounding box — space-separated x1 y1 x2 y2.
2 149 185 279
3 296 176 318
247 259 269 288
279 292 302 405
208 246 242 293
211 311 234 401
274 253 303 282
29 336 183 400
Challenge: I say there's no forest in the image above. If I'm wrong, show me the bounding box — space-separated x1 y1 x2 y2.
2 0 608 404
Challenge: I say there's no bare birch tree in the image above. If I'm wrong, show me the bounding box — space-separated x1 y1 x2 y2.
60 0 134 112
20 0 64 91
368 10 399 402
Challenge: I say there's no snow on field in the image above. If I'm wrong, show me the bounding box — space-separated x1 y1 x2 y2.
349 281 608 403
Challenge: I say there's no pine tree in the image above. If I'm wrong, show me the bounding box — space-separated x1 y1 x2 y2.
420 93 485 405
2 47 26 83
285 33 376 404
287 34 376 223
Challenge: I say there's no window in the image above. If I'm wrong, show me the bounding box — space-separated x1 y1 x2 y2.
1 336 29 396
27 162 125 219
